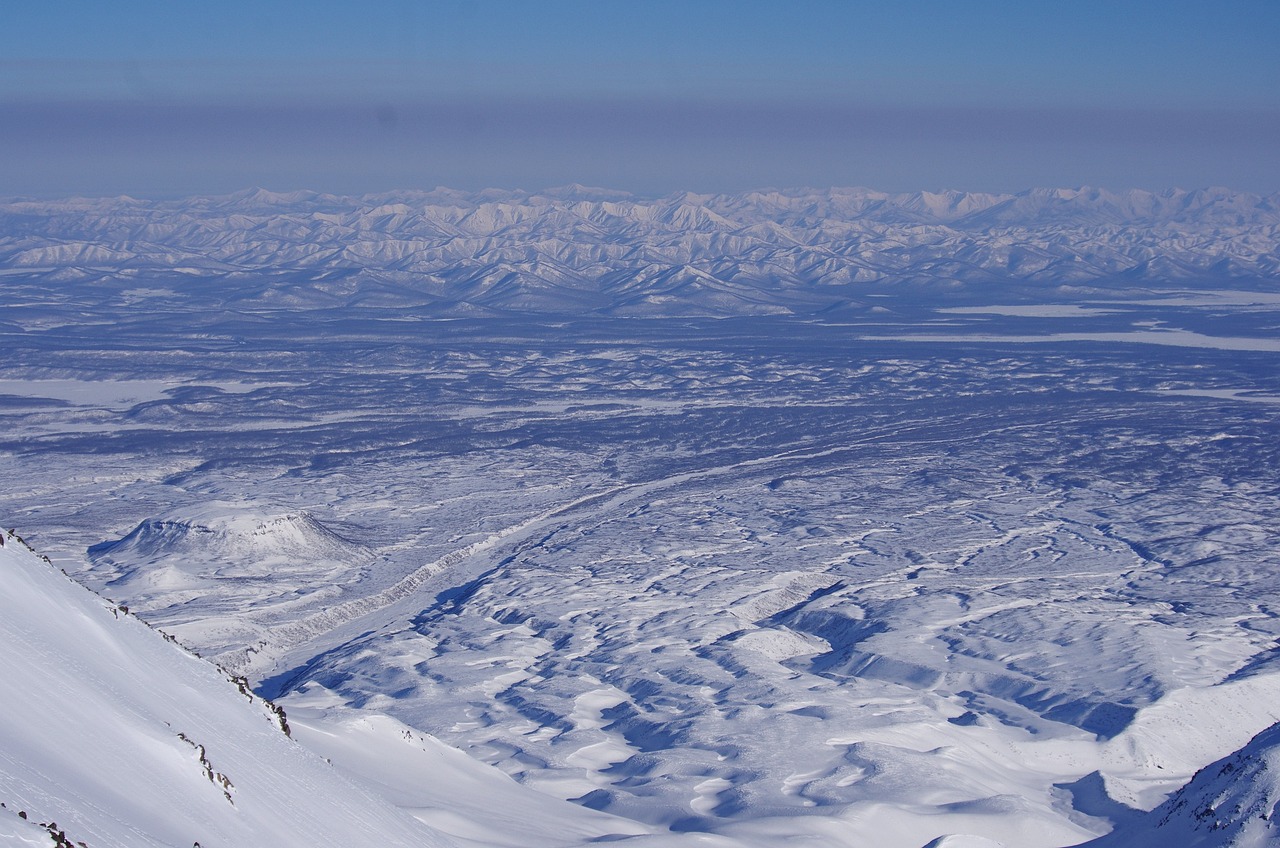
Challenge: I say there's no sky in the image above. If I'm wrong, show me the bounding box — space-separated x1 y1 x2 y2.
2 0 1278 197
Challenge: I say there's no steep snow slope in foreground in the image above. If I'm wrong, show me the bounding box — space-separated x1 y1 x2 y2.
1081 721 1280 848
0 530 453 848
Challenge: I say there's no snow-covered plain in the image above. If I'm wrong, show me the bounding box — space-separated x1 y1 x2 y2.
2 186 1280 846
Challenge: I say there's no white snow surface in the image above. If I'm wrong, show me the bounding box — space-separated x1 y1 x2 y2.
0 531 453 848
3 184 1280 848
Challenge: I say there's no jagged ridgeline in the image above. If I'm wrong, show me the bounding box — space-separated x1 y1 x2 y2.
1 186 1276 316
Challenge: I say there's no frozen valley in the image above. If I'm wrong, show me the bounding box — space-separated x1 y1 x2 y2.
2 186 1280 846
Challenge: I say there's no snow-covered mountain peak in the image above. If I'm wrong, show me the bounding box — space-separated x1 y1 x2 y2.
538 183 635 201
90 502 368 566
83 504 374 652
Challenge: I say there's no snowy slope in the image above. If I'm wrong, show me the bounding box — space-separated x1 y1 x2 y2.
0 529 454 848
281 685 662 848
1079 721 1280 848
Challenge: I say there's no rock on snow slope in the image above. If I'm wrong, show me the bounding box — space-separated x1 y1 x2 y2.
1081 722 1280 848
0 529 453 848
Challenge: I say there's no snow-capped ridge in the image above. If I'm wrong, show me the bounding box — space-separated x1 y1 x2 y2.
1082 721 1280 847
4 185 1274 318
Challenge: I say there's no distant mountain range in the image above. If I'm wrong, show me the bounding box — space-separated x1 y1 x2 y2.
2 186 1277 316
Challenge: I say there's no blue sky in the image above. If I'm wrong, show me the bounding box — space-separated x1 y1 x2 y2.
2 0 1278 196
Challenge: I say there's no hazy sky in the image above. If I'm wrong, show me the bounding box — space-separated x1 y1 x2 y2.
3 0 1278 197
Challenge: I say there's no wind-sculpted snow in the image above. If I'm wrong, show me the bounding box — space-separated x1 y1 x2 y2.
2 186 1280 846
1 185 1278 317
